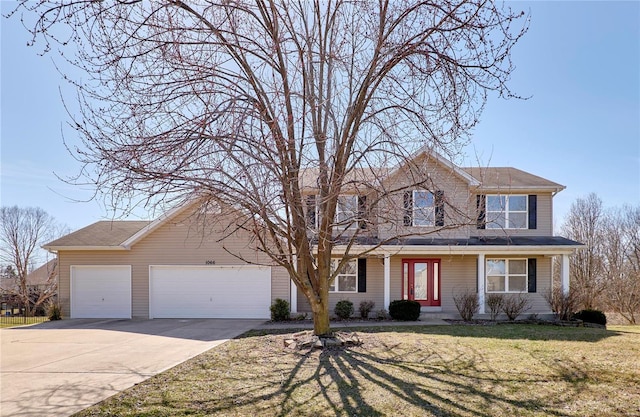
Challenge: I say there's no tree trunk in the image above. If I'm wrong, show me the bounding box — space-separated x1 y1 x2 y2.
310 297 332 337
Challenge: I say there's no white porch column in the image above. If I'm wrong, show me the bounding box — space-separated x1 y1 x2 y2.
561 254 570 295
290 279 298 314
383 254 391 310
477 253 485 314
290 254 298 313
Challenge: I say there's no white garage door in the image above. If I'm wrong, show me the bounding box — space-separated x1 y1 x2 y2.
149 265 271 319
71 265 132 319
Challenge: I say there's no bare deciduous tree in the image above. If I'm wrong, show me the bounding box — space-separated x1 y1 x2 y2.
0 206 61 317
561 193 606 310
602 205 640 323
12 0 528 335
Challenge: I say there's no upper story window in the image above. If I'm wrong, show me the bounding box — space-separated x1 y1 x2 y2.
329 258 358 292
485 195 527 229
413 190 435 226
486 258 528 293
305 194 366 230
404 190 445 227
336 195 358 228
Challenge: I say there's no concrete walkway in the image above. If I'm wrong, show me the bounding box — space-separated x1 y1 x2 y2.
0 318 263 417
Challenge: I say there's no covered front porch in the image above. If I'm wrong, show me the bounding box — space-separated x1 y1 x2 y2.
291 236 582 316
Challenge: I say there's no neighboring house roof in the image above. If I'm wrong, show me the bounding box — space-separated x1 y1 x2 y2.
43 221 150 251
461 167 565 193
0 260 58 293
26 259 58 286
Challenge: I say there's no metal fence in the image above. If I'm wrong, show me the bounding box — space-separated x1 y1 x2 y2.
0 315 49 327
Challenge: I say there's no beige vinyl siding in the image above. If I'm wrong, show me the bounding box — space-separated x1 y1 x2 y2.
471 193 554 237
57 208 289 318
388 255 478 314
377 155 474 240
296 258 384 317
295 254 553 317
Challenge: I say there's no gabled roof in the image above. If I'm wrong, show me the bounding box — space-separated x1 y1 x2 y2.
387 145 481 187
43 221 151 251
42 200 201 252
300 149 563 193
461 167 565 193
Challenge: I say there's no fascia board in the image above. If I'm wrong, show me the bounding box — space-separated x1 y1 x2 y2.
41 245 130 252
329 244 582 256
473 185 566 193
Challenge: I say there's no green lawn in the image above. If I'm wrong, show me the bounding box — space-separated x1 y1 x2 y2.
75 324 640 417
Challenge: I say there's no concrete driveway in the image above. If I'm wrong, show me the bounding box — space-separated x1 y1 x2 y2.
0 318 263 417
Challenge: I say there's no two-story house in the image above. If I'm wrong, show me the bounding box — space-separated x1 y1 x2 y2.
44 149 581 320
295 149 581 317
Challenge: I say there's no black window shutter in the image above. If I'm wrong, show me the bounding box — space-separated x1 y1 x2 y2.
357 258 367 293
435 190 445 227
528 195 537 230
528 258 537 293
358 195 367 230
476 195 486 229
306 195 316 226
403 191 413 226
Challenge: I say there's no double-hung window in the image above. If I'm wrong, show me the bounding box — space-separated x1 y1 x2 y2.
413 190 435 226
336 195 358 228
329 258 358 293
405 190 444 227
486 259 528 292
486 195 527 229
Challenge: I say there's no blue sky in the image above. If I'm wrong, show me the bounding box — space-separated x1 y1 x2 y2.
1 1 639 233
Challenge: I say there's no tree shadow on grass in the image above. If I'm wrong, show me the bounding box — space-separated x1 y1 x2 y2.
76 325 636 417
144 340 595 417
301 323 622 343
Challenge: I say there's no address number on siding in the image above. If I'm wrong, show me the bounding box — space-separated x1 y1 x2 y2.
205 260 216 265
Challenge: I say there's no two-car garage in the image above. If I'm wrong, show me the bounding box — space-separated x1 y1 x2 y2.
70 265 272 319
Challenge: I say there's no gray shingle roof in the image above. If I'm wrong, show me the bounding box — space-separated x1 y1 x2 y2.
461 167 564 191
44 221 150 248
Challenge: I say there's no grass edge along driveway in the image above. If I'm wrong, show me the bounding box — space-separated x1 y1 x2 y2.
75 324 640 417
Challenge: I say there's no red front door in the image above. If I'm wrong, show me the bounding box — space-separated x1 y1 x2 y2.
402 259 441 306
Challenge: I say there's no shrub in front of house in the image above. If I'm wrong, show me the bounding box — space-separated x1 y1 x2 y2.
453 289 479 321
376 308 388 320
47 301 62 321
573 309 607 326
544 287 579 321
388 300 421 321
270 298 290 321
486 293 504 321
359 300 375 319
502 294 531 321
334 300 354 320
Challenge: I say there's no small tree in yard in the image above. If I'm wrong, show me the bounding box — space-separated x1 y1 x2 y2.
12 0 527 336
0 206 63 320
